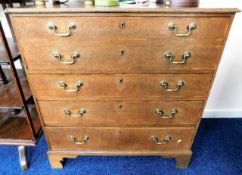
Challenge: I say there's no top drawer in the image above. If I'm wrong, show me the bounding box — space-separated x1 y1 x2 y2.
12 16 231 41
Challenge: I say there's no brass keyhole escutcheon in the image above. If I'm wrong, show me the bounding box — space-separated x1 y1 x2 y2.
120 49 125 57
119 21 125 29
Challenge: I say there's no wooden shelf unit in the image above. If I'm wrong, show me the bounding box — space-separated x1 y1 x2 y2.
0 69 32 109
0 37 19 64
0 14 42 170
0 107 41 146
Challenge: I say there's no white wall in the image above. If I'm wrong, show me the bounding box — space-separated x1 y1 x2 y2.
200 0 242 118
0 11 12 37
1 1 242 118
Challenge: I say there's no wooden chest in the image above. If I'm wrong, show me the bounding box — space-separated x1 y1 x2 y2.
7 3 239 169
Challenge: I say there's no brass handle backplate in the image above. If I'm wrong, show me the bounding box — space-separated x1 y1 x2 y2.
151 136 171 145
164 51 191 64
160 80 184 92
155 108 177 118
168 22 196 37
53 51 80 64
58 81 83 92
64 108 86 118
48 22 76 37
68 135 89 145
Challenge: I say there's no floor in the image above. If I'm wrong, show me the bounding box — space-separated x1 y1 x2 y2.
0 118 241 175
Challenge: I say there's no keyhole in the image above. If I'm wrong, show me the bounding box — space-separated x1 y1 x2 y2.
119 78 124 84
120 49 125 57
118 104 124 112
119 21 125 29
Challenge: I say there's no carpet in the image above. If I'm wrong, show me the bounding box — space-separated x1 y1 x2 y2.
0 118 241 175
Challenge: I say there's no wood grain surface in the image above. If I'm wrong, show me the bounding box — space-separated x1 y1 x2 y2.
21 40 222 73
12 16 230 40
8 4 238 168
38 100 204 126
46 126 195 151
29 73 212 100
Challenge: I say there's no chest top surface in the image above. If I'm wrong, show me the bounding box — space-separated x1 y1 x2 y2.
5 0 240 14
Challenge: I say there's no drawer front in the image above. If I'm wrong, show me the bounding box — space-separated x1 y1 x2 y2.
12 16 230 41
29 74 212 100
39 100 204 126
46 127 195 151
21 40 221 73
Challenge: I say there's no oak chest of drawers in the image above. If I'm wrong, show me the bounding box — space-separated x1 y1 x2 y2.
7 3 239 169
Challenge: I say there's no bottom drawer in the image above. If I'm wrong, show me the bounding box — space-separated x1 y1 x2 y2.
46 127 195 151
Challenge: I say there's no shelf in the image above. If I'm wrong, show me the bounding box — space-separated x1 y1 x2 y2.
0 106 41 146
0 69 32 109
0 37 20 64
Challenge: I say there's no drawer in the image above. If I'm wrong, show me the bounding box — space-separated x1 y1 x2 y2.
12 16 230 41
46 127 195 151
21 40 221 73
39 100 204 126
29 74 212 100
